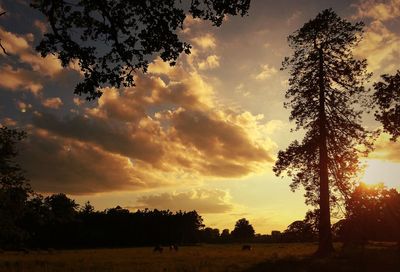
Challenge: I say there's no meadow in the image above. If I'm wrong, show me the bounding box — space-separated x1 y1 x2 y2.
0 242 399 272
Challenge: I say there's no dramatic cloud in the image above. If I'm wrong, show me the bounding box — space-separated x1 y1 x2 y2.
132 189 234 214
21 57 275 193
18 129 172 194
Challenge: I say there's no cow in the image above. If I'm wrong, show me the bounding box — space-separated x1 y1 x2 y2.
242 245 252 251
169 244 179 251
153 245 163 253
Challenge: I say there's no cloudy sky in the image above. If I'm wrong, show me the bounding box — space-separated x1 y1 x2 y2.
0 0 399 233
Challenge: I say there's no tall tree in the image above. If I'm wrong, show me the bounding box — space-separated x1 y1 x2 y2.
31 0 251 100
273 9 372 256
374 71 400 140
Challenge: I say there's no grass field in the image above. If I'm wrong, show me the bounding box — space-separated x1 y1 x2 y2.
0 243 399 272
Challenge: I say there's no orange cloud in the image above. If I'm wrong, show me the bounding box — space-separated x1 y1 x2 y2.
1 117 17 127
42 97 63 109
0 65 42 94
0 26 62 78
355 20 400 74
191 33 217 50
353 0 400 22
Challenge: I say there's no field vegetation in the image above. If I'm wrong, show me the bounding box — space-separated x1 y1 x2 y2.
0 243 399 272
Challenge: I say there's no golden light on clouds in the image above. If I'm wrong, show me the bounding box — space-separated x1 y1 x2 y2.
1 0 400 233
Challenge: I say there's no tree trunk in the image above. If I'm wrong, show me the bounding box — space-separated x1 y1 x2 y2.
316 47 334 257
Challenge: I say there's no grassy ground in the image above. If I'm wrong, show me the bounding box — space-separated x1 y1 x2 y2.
0 242 398 272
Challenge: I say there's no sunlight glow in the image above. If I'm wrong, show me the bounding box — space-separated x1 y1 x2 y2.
361 159 400 189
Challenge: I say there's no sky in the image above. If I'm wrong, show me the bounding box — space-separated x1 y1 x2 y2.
0 0 399 234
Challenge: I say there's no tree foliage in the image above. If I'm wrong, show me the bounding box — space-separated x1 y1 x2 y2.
31 0 251 100
273 9 372 256
338 183 400 244
0 127 31 248
374 71 400 140
231 218 255 241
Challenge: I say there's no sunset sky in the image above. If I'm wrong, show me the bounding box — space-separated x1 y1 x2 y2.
0 0 399 233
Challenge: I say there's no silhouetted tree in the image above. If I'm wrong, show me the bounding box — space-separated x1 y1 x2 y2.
284 220 316 242
374 71 400 140
31 0 251 99
220 228 231 243
200 227 220 243
339 183 400 244
80 201 95 215
273 9 372 256
45 193 79 223
231 218 255 241
0 127 31 249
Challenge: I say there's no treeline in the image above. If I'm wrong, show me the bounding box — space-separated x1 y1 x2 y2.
1 192 205 249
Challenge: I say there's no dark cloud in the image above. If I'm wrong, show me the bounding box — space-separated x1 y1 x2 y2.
32 112 165 166
18 130 168 194
170 109 272 162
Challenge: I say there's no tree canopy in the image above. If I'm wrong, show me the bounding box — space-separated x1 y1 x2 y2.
31 0 251 100
231 218 255 241
273 9 372 256
374 71 400 141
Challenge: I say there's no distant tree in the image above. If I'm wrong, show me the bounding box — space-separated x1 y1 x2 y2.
374 71 400 140
80 201 95 215
201 227 220 243
273 9 372 256
44 193 79 223
31 0 251 100
231 218 255 241
220 228 231 242
284 220 316 242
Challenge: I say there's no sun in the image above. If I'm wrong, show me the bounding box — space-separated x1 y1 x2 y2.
361 159 400 189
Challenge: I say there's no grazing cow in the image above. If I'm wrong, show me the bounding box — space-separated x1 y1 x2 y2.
242 245 252 251
169 244 179 251
153 245 163 253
